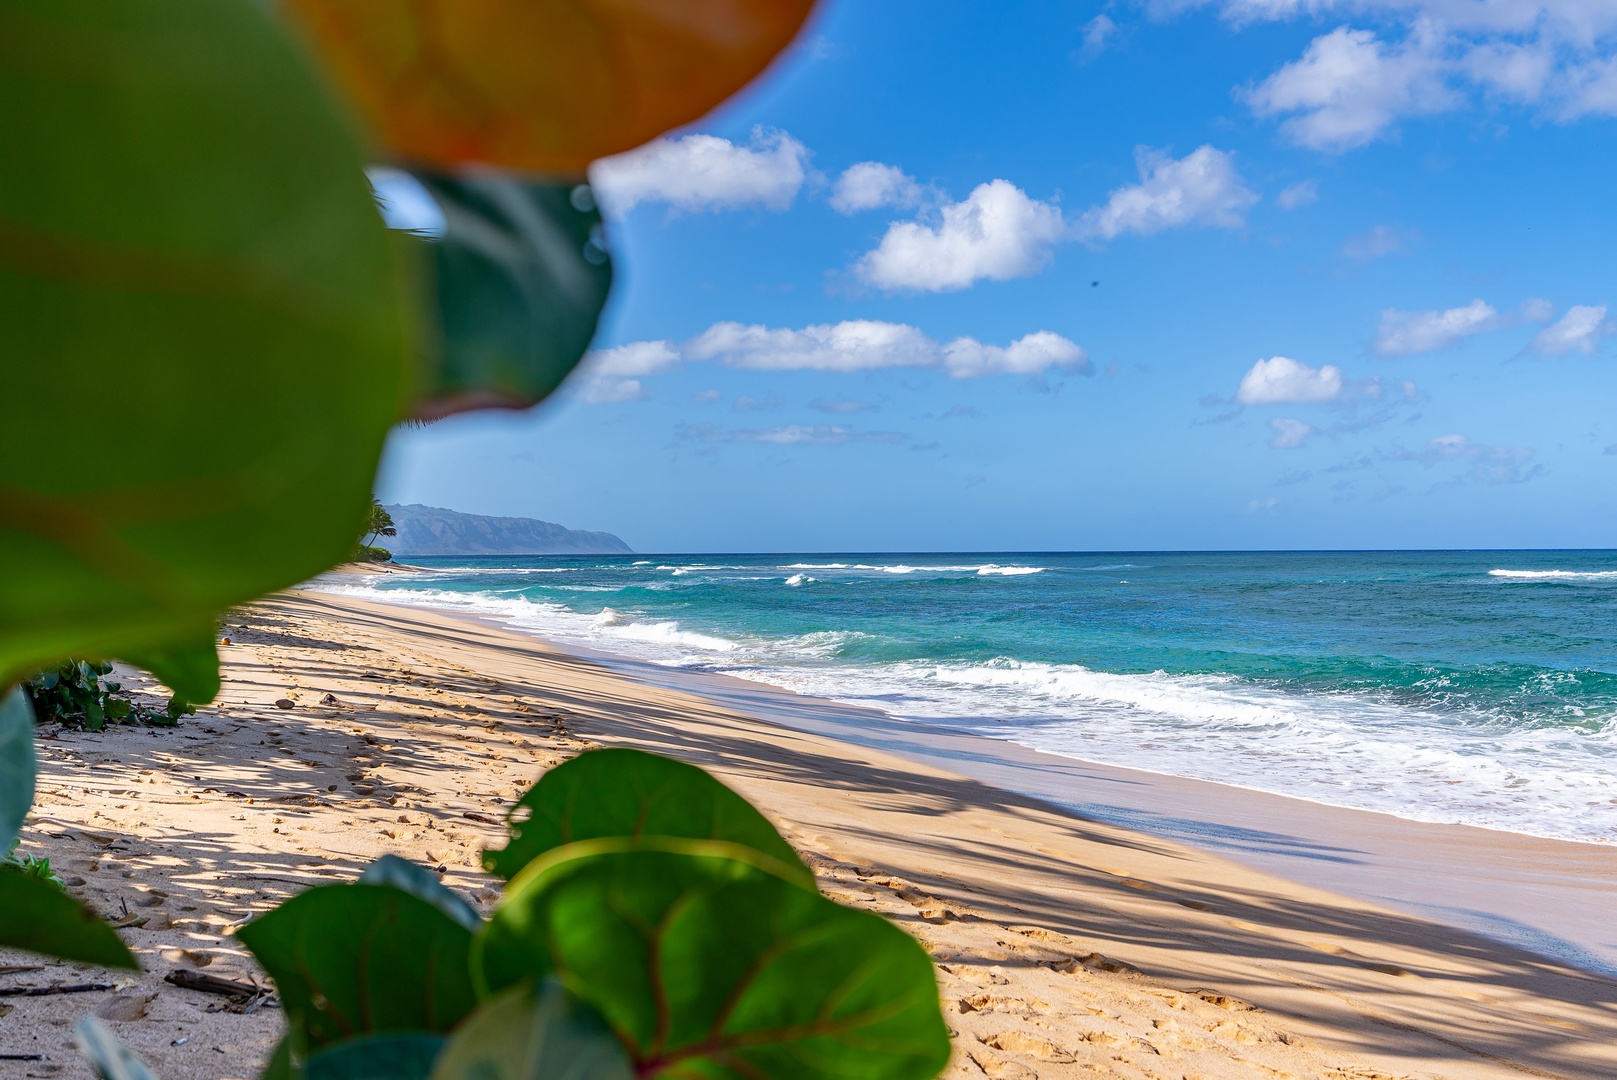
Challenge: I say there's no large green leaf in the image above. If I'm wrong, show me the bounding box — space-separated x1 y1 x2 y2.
120 627 221 706
237 884 477 1050
75 1018 160 1080
473 843 950 1080
359 854 481 931
404 172 611 419
483 748 810 888
0 864 139 968
0 0 412 692
305 1034 446 1080
0 687 35 855
429 981 633 1080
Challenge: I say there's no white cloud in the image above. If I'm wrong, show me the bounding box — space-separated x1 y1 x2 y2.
943 331 1090 378
1236 356 1345 404
590 127 810 214
1277 179 1320 208
1080 14 1118 60
1374 299 1498 355
1341 223 1416 260
689 321 1091 378
679 423 907 446
1270 418 1316 448
577 323 1090 402
1244 24 1456 150
576 340 679 403
1407 432 1539 483
1076 146 1258 241
853 180 1067 292
1529 304 1612 354
831 163 924 213
1521 296 1556 322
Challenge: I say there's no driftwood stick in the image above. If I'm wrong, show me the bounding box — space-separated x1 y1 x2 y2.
163 969 261 998
0 982 114 997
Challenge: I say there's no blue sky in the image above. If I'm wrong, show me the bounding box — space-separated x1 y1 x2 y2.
378 0 1617 552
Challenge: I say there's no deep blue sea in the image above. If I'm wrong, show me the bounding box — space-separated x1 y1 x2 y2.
322 551 1617 844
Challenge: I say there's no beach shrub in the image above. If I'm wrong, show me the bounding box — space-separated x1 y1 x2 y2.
25 660 191 731
351 544 394 564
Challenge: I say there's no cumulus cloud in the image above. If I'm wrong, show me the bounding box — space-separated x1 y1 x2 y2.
1270 417 1316 448
1374 299 1498 355
1236 356 1346 405
831 163 924 213
1244 24 1455 150
590 127 810 214
689 321 1091 378
853 180 1067 292
678 423 907 446
1076 146 1258 241
576 322 1090 402
1080 14 1118 60
1529 304 1612 354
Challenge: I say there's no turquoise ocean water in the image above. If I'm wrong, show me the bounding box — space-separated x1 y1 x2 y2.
322 551 1617 844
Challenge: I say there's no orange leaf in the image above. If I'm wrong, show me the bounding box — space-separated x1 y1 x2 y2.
283 0 817 175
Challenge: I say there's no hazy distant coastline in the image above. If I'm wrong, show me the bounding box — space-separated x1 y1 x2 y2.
383 503 632 556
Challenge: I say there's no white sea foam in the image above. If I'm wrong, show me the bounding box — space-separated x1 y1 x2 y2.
313 576 1617 845
1490 569 1617 581
976 565 1043 576
784 563 849 570
785 574 812 586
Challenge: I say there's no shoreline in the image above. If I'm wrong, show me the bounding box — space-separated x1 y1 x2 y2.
317 571 1617 978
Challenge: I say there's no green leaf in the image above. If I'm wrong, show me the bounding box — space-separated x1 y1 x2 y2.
236 884 476 1050
359 854 481 931
0 864 138 968
74 1017 159 1080
472 843 950 1080
0 0 411 690
483 748 811 888
429 981 633 1080
0 687 36 855
121 628 221 706
260 1036 299 1080
405 172 611 419
305 1034 446 1080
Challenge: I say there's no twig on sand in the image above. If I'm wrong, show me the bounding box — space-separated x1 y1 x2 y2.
0 982 114 997
163 969 280 1013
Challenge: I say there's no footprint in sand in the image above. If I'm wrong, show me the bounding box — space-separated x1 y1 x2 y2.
979 1030 1076 1063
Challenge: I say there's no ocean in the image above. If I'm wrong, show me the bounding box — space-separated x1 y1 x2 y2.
319 551 1617 845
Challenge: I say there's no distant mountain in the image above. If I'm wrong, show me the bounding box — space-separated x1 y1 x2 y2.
383 504 632 556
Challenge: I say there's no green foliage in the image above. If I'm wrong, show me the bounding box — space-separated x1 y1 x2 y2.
304 1034 448 1080
231 750 947 1080
75 1017 159 1080
0 0 412 697
408 174 613 418
428 981 633 1080
476 843 948 1080
25 659 187 731
364 497 397 546
483 746 812 886
0 863 139 969
0 687 35 855
236 883 479 1051
6 851 64 888
351 544 393 564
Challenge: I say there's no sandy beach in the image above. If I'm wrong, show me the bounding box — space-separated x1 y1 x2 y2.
5 588 1617 1080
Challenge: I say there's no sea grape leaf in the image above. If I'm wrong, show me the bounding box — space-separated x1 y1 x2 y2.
74 1017 160 1080
0 687 36 856
473 844 950 1080
0 865 139 969
429 981 633 1080
279 0 817 174
0 0 412 693
359 854 481 931
407 173 613 420
119 627 221 706
260 1037 298 1080
304 1034 447 1080
482 747 811 888
237 884 477 1050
